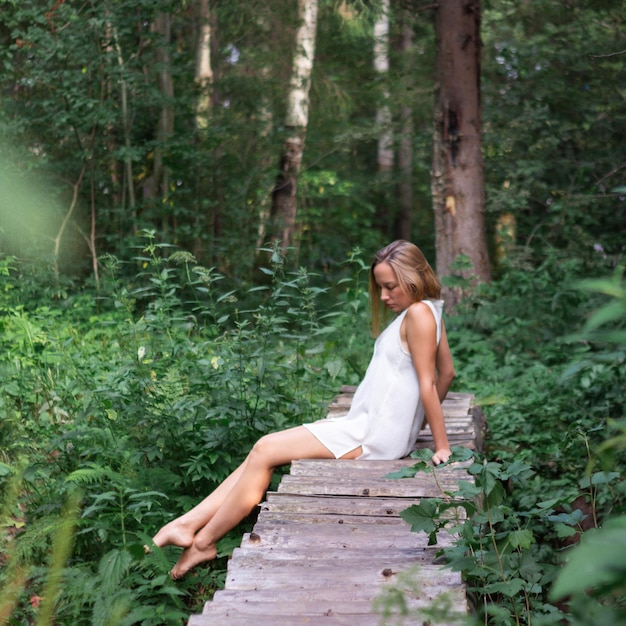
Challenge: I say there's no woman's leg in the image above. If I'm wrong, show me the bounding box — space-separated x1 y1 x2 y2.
170 426 361 578
151 458 250 549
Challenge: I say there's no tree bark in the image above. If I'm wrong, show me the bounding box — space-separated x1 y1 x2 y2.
374 0 393 174
109 23 136 220
194 0 213 130
395 14 414 240
432 0 490 305
269 0 318 253
145 11 175 231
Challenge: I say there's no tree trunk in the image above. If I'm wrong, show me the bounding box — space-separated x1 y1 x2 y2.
374 0 393 174
269 0 318 254
432 0 490 306
194 0 213 130
146 11 175 232
108 22 136 222
395 14 414 240
192 0 215 261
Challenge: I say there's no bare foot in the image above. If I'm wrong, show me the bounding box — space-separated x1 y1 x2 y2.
151 520 196 550
171 541 218 579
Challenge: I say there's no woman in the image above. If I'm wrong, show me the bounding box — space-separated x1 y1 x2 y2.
151 240 455 578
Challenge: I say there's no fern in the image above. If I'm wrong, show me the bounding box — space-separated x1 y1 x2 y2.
65 463 125 487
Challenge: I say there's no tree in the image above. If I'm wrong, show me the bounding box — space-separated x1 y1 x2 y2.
146 10 175 234
374 0 393 175
394 7 415 241
432 0 491 304
269 0 319 254
194 0 213 131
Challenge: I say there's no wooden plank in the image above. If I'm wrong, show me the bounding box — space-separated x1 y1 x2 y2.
209 586 466 605
288 457 471 473
193 610 385 624
230 545 445 562
196 591 468 620
261 493 425 516
190 610 466 626
222 561 461 591
256 510 464 526
237 527 453 553
236 528 431 551
256 511 414 526
275 475 465 498
193 585 469 626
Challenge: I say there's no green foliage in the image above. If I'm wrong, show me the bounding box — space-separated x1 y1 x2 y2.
482 0 625 259
0 238 361 624
395 446 624 625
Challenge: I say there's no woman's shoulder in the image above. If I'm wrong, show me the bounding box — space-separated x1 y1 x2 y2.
406 298 442 313
404 300 441 326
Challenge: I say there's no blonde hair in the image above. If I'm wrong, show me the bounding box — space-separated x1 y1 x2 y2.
369 240 441 335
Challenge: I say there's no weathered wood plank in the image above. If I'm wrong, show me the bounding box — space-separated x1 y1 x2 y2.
229 537 443 565
194 583 468 625
208 585 466 605
275 475 465 497
288 458 471 474
190 610 466 626
261 493 423 517
224 556 457 582
201 597 460 615
236 527 434 551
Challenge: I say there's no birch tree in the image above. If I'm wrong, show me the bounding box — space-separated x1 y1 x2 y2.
194 0 213 130
395 11 414 240
269 0 319 253
374 0 393 174
432 0 490 305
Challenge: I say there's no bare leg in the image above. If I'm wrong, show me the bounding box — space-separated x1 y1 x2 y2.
151 458 249 549
170 426 361 578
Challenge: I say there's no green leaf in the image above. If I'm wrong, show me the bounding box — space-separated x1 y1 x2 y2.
385 466 424 479
500 460 534 481
484 577 526 597
584 301 626 333
579 471 620 489
0 462 13 477
98 548 133 595
507 529 535 550
548 508 587 526
550 516 626 600
400 500 439 534
553 523 578 539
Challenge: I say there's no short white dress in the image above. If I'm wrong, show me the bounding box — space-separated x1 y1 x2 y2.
303 299 444 460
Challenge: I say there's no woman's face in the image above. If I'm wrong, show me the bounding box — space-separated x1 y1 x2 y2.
373 261 413 312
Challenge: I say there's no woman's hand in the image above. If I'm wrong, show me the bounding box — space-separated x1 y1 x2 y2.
432 448 452 465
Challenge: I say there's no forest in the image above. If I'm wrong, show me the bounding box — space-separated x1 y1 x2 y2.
0 0 624 624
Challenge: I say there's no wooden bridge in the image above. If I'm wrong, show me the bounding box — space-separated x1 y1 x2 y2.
188 389 482 625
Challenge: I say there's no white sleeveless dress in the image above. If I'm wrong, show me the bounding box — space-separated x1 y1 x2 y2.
303 299 444 460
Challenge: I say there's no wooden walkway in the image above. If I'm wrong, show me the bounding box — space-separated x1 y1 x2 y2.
188 389 480 626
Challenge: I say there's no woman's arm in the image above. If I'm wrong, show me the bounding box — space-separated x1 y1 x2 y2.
435 321 455 402
404 303 452 465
